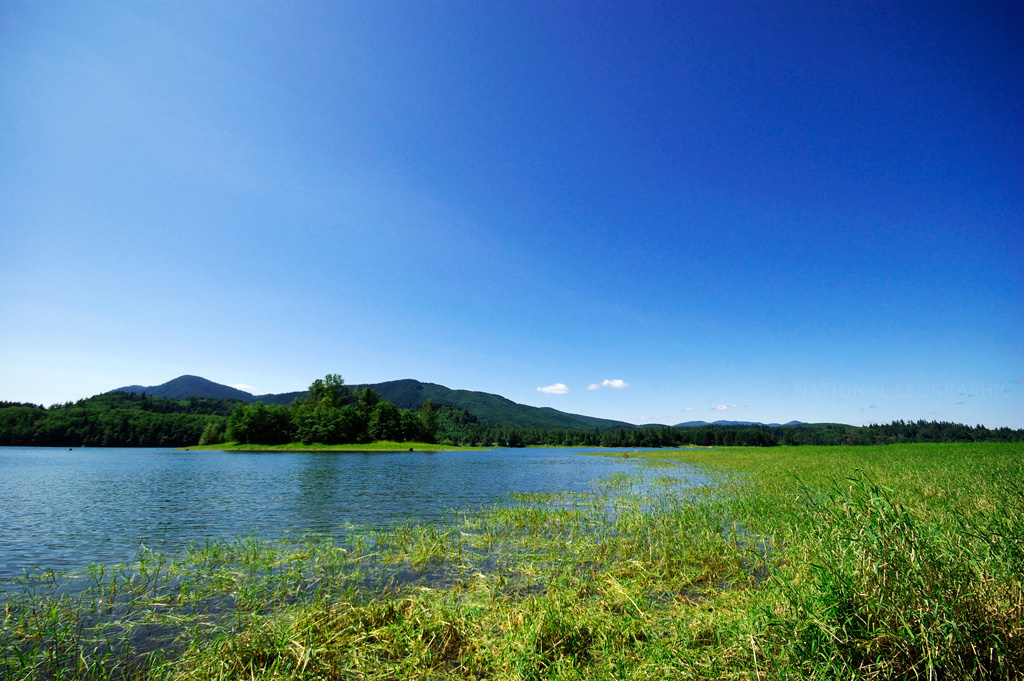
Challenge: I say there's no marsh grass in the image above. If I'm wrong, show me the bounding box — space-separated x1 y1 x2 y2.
2 443 1022 679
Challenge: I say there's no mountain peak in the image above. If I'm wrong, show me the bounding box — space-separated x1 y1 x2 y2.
111 375 254 401
108 374 634 430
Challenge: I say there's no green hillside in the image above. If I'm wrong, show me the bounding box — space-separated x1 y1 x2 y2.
253 390 307 405
110 376 634 431
112 375 254 402
355 379 632 430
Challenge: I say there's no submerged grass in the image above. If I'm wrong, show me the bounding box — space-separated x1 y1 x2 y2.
2 442 1022 679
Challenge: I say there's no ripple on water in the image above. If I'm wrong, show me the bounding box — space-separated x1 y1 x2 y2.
0 446 710 580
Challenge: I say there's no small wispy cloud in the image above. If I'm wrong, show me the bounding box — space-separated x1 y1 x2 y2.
537 383 569 395
1015 378 1024 385
712 404 747 412
589 379 629 390
232 383 256 393
682 407 695 412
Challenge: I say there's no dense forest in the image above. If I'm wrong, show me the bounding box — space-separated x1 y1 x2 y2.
0 375 437 448
221 374 438 446
431 413 1023 448
0 392 238 447
1 375 1021 448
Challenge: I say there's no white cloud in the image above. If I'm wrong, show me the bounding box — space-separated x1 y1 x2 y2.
586 379 627 390
714 405 729 411
713 403 747 411
683 407 695 412
232 383 256 393
537 383 569 395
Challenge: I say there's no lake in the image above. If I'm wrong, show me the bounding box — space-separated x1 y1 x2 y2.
0 446 707 580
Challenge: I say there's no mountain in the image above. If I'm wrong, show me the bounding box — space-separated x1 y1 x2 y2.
252 390 306 405
112 375 254 402
111 376 633 431
110 376 820 432
357 379 632 430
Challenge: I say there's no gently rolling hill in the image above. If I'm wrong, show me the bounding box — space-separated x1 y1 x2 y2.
112 376 633 431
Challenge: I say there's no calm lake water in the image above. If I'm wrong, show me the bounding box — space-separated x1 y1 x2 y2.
0 446 705 580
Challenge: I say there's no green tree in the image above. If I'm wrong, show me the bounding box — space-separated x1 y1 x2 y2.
369 401 402 441
355 388 382 424
418 399 438 444
306 374 351 409
400 409 424 442
226 402 292 444
198 420 226 446
293 402 342 444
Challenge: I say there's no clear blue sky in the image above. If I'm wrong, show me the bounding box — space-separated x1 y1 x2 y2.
2 1 1021 428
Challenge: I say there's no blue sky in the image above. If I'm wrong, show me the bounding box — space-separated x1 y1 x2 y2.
2 1 1021 427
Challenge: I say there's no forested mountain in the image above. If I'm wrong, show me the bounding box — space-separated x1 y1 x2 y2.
113 375 255 401
2 389 1021 449
6 374 1019 449
354 379 631 430
0 377 436 448
111 376 633 431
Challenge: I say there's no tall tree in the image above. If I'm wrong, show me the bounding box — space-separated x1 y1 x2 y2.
418 399 438 444
306 374 352 408
368 401 402 441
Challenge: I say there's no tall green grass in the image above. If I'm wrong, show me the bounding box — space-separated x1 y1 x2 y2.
2 442 1021 679
767 474 1024 678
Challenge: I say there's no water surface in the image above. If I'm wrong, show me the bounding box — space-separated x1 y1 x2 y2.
0 446 706 579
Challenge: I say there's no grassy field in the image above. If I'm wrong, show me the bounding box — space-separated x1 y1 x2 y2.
2 442 1021 680
183 441 486 452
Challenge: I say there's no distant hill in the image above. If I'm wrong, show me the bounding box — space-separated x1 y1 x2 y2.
110 376 828 432
356 379 632 430
111 375 634 431
674 420 807 427
112 375 253 402
253 390 307 405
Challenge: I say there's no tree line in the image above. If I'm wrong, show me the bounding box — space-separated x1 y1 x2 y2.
0 394 228 447
432 417 1023 449
433 418 782 448
2 380 1021 448
0 375 438 448
217 374 438 446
